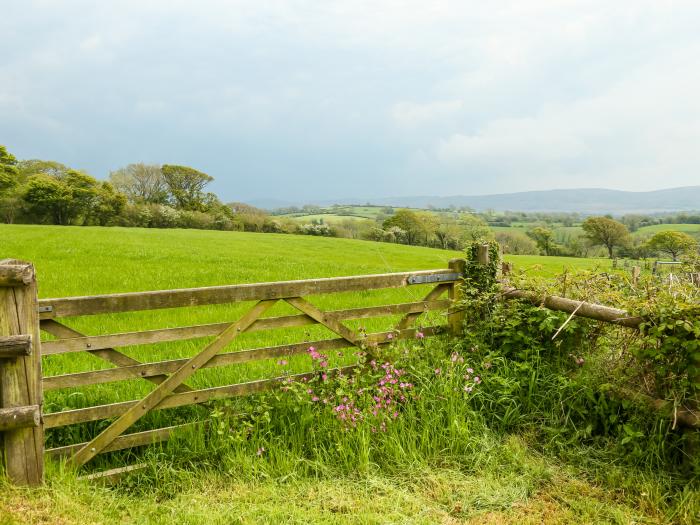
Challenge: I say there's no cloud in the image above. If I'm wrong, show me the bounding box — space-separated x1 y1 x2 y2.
391 100 464 128
1 1 700 200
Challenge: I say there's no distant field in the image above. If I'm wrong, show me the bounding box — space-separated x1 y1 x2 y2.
504 254 612 277
288 213 374 224
635 223 700 235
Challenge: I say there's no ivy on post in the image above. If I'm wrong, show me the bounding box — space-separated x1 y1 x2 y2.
448 258 467 336
0 259 44 486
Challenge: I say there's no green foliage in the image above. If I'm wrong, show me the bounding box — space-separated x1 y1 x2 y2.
464 240 500 292
383 209 423 245
646 230 699 261
161 164 214 211
526 226 556 255
582 216 631 258
109 163 168 204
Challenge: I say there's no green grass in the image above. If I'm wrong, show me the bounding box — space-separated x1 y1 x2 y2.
504 254 613 277
288 214 374 224
0 224 694 524
636 224 700 235
0 225 461 441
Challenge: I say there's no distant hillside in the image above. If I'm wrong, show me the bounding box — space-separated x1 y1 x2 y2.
252 187 700 213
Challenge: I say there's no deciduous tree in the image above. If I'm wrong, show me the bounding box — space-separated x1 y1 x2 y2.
527 226 556 256
161 164 213 211
582 217 630 258
109 163 168 204
645 231 698 261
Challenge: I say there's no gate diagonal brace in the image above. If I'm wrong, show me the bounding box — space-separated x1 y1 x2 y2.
41 319 193 393
395 284 449 331
284 297 359 346
69 299 278 468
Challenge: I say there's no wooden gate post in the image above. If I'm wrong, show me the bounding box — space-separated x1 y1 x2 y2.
0 259 43 485
448 258 466 336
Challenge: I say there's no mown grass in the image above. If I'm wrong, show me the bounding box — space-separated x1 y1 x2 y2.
0 224 696 524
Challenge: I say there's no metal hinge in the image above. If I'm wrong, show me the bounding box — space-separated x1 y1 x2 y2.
407 272 460 285
38 305 53 313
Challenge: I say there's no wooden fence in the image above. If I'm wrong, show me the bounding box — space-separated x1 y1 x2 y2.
0 258 466 485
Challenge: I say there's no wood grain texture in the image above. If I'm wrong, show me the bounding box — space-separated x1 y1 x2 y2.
0 335 32 357
0 261 43 485
40 300 450 356
0 405 40 431
38 269 457 319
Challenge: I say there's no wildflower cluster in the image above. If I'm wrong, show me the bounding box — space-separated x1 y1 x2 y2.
290 345 415 431
434 350 483 397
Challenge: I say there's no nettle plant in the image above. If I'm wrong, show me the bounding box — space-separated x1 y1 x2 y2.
501 254 700 404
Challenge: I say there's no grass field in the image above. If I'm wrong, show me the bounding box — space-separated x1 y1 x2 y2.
636 223 700 235
0 225 695 524
287 214 374 224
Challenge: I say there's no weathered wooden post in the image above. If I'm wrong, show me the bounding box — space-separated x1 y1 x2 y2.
448 258 466 336
631 266 641 286
0 259 43 485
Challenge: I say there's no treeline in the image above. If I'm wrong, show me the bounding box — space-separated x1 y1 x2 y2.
2 144 699 260
0 145 310 234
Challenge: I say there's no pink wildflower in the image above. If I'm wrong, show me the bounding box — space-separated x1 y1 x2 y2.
415 331 425 339
466 367 474 374
434 368 441 375
277 359 288 366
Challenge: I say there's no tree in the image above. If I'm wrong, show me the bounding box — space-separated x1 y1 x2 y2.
645 231 698 261
23 170 105 225
526 226 556 255
85 182 127 225
109 163 168 204
383 210 423 245
0 145 19 193
415 212 439 245
581 217 630 258
434 217 463 250
23 174 74 224
459 214 491 243
496 231 538 255
161 164 213 211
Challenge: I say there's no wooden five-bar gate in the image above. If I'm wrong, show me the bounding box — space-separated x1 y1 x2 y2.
0 258 466 485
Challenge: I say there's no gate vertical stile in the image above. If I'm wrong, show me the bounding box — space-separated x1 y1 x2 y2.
448 258 467 337
0 259 44 485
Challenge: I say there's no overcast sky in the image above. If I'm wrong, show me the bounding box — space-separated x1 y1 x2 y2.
1 1 699 202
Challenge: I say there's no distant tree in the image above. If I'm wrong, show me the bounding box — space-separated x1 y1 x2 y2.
0 145 19 193
435 217 462 250
645 231 698 261
23 170 107 225
109 163 168 204
526 226 556 255
228 202 269 232
86 182 127 225
415 212 439 245
496 231 538 255
383 210 423 245
23 174 75 224
16 159 72 179
581 217 630 258
161 164 214 211
459 213 491 243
